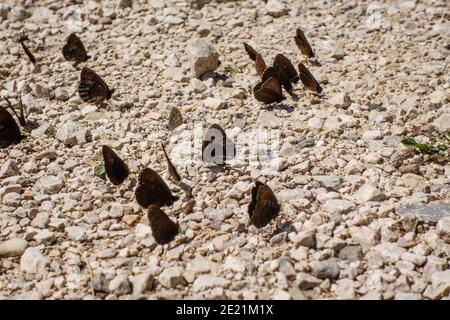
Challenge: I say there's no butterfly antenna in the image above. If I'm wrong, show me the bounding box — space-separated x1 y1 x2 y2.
2 96 22 124
18 94 27 127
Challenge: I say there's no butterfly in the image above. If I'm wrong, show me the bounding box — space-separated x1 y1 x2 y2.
253 76 284 104
295 28 314 58
102 145 129 185
147 205 179 245
168 106 183 130
62 33 90 67
273 54 299 85
298 63 322 93
243 42 258 61
19 36 36 65
78 67 113 104
248 181 281 228
161 142 181 183
135 168 178 208
202 124 235 165
0 95 27 148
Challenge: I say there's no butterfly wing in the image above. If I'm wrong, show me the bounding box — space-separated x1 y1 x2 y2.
295 28 314 58
78 67 112 104
20 40 36 65
102 145 129 185
0 106 22 148
161 143 181 183
249 182 280 228
243 42 258 61
255 54 267 78
253 77 284 104
168 107 183 130
62 33 89 63
274 54 299 84
135 168 178 208
298 63 322 93
148 205 179 245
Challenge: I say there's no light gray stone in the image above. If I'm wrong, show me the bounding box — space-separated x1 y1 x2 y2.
187 39 219 78
20 247 48 274
0 239 28 258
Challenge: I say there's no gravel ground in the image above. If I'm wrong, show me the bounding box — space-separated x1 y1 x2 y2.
0 0 449 300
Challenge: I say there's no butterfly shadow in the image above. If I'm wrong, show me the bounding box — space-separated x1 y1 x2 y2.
267 103 295 113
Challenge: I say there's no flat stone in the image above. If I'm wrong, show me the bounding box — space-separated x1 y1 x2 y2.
323 199 356 215
437 217 450 243
396 203 450 223
37 175 63 194
353 184 385 203
66 226 87 241
159 267 186 288
109 274 131 295
193 275 230 292
224 256 246 273
20 247 48 274
265 0 288 17
338 245 363 262
0 160 19 178
296 272 322 289
311 258 340 279
0 239 28 258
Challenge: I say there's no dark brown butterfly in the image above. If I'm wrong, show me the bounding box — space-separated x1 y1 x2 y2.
202 124 235 165
253 77 284 104
295 28 314 58
248 181 281 228
0 95 27 148
147 205 179 245
255 54 267 78
62 33 90 67
273 54 299 84
161 143 181 183
19 37 36 65
298 63 322 93
78 67 113 104
135 168 178 208
243 42 258 61
102 145 129 185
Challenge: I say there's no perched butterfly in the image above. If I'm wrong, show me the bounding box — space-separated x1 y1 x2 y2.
19 37 36 65
135 168 178 208
243 42 258 61
248 181 281 228
147 205 179 245
273 54 299 84
168 106 183 130
253 77 284 104
202 124 234 165
78 67 113 104
0 95 27 148
255 54 267 78
161 142 181 183
102 145 129 185
295 28 314 58
298 63 322 93
62 33 90 67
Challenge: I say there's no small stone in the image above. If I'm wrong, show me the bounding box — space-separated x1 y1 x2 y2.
353 184 385 203
330 92 352 108
130 273 154 294
187 39 219 78
368 243 406 266
273 290 291 300
135 223 152 240
362 130 383 141
224 256 246 273
334 279 356 300
0 239 28 258
311 258 340 279
193 275 230 292
8 6 30 22
109 274 131 295
204 97 226 110
159 267 186 288
55 88 69 101
165 53 181 67
323 199 356 215
110 203 124 219
296 229 316 248
258 111 281 128
93 272 109 295
56 120 91 146
0 160 19 178
278 257 296 278
338 245 363 262
190 78 207 93
437 217 450 243
296 272 322 289
31 212 49 228
433 114 450 131
265 0 288 18
37 175 63 194
396 203 450 223
118 0 133 9
20 247 48 274
34 230 56 244
66 226 87 241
